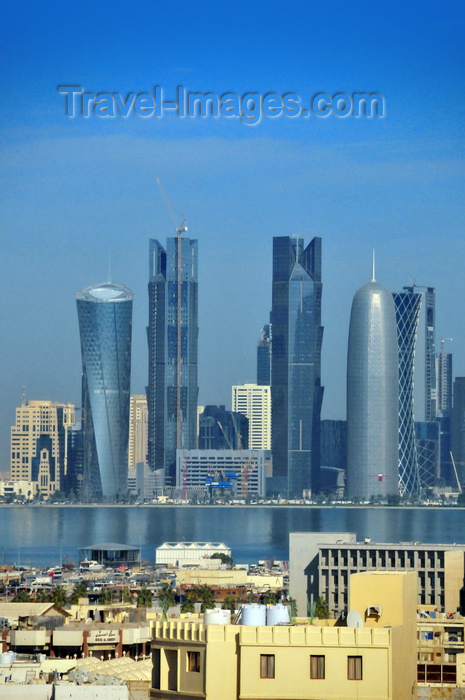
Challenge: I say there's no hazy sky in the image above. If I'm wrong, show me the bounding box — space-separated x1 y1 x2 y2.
1 1 464 467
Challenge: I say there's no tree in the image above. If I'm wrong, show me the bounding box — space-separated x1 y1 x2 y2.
69 582 88 604
314 596 329 619
210 553 233 567
13 590 31 602
386 493 401 507
262 589 277 605
157 585 175 616
221 596 238 614
192 585 215 613
51 585 68 607
181 594 196 614
137 586 153 609
99 588 114 605
35 589 51 603
121 589 134 603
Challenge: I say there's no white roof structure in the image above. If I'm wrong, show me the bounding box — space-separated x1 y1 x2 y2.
156 542 231 565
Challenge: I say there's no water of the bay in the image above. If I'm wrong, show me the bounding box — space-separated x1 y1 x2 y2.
1 505 465 569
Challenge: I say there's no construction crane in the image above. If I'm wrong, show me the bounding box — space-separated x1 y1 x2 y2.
217 419 256 497
156 179 188 459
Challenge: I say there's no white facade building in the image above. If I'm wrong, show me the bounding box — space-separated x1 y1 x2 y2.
231 384 271 450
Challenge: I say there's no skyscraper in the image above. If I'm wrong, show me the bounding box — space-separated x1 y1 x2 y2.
76 282 133 500
270 236 323 497
425 287 437 422
393 287 422 496
232 383 271 450
257 324 271 385
452 378 465 487
128 395 148 470
10 400 75 498
346 273 399 499
147 237 198 484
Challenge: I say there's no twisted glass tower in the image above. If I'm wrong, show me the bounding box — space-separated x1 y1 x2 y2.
270 236 323 498
147 237 198 484
346 275 399 499
393 287 422 495
77 283 133 500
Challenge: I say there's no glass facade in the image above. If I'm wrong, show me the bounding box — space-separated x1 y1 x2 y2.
257 324 271 385
425 287 437 422
346 280 399 499
147 237 198 484
76 283 133 500
270 236 323 497
393 287 422 496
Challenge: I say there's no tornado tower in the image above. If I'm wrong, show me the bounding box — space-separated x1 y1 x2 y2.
77 282 133 500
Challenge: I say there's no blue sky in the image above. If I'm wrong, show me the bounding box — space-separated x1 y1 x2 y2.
0 0 464 467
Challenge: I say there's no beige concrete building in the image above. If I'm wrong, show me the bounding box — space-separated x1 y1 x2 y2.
10 400 75 497
128 395 148 470
150 571 417 700
232 384 271 450
290 531 465 618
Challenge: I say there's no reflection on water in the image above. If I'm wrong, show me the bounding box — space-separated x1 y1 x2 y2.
1 506 465 568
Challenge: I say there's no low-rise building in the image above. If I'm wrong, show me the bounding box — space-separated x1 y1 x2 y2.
290 531 465 617
150 571 417 700
155 542 231 567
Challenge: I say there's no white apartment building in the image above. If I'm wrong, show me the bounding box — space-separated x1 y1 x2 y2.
232 383 271 450
128 394 148 469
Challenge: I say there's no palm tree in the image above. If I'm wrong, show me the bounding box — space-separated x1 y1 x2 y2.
51 585 68 607
69 582 87 604
157 585 175 617
121 589 134 603
195 585 215 613
137 587 153 609
99 588 114 605
262 589 277 605
35 589 51 603
221 596 238 614
13 590 31 602
181 594 196 614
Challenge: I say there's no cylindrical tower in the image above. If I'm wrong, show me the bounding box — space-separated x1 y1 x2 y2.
76 282 133 500
346 278 399 499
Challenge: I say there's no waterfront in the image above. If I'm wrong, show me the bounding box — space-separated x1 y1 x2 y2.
2 505 465 569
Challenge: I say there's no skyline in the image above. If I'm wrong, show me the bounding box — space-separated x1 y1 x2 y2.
1 1 464 468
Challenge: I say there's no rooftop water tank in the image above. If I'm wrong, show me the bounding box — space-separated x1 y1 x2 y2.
241 604 267 626
204 609 231 626
266 603 290 626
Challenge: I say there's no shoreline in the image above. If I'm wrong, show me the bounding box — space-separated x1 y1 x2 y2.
0 503 463 510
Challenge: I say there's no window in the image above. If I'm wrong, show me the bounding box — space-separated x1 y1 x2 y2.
187 651 200 673
260 654 275 678
348 656 362 680
310 655 325 679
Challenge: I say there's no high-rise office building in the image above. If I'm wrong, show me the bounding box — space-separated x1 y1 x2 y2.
270 236 323 497
147 237 198 484
436 349 453 414
232 384 271 450
10 400 75 498
128 395 149 469
425 287 437 422
393 287 422 495
76 282 133 500
346 274 399 499
198 405 248 451
257 324 271 385
452 378 465 487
